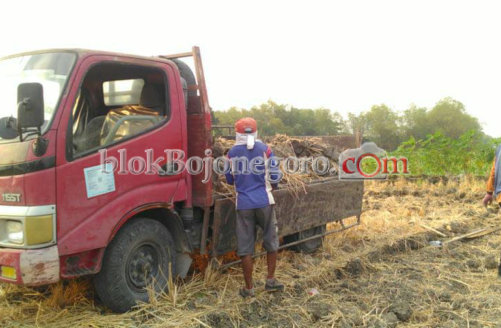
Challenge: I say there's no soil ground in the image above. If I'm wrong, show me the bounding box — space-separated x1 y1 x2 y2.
2 177 501 327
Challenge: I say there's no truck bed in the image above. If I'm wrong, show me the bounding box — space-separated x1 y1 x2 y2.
210 178 364 256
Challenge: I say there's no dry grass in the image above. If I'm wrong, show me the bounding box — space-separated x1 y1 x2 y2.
1 176 500 327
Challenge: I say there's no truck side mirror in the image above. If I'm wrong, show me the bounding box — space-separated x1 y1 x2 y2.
17 82 44 135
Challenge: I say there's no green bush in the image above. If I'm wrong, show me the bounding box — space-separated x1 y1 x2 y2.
390 130 500 176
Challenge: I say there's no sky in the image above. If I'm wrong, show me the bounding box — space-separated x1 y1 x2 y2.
1 0 500 136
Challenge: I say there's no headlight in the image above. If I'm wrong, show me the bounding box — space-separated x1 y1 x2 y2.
0 205 55 248
6 220 23 244
25 215 53 246
1 215 53 247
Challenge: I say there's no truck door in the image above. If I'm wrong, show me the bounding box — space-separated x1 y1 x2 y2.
55 55 187 258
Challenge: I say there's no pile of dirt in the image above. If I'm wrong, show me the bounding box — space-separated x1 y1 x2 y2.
212 134 341 194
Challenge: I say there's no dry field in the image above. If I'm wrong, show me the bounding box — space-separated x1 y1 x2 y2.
2 177 501 327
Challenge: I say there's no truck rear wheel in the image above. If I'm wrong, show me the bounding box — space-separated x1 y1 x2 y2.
93 218 175 313
284 225 326 253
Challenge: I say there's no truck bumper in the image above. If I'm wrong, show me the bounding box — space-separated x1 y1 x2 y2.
0 245 60 285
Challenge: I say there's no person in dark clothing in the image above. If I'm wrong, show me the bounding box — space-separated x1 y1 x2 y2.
483 144 501 276
225 117 284 297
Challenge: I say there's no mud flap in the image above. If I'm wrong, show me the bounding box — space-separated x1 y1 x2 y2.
175 253 192 278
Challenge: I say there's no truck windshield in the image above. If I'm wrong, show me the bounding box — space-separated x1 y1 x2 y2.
0 52 76 142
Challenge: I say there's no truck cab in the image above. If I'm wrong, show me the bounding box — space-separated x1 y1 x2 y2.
0 48 214 311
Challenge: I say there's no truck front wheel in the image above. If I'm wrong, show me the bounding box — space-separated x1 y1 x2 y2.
93 218 175 313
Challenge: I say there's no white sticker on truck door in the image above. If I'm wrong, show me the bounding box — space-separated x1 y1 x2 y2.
84 164 116 198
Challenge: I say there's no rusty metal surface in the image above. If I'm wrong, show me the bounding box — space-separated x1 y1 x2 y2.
200 206 211 254
191 47 213 208
211 179 364 256
211 197 235 257
160 51 193 59
274 179 363 235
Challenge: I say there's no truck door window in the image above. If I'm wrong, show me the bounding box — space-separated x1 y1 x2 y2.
70 62 169 158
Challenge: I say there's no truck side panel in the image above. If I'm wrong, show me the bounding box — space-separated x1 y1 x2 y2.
211 179 364 256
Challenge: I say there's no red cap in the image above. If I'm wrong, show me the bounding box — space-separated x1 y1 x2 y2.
235 117 257 133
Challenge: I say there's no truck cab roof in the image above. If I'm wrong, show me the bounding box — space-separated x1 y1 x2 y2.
1 48 173 64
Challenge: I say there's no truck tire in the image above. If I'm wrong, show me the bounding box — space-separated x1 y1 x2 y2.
283 225 326 254
171 59 196 96
93 218 175 313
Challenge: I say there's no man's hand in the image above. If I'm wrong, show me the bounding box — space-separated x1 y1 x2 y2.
483 193 493 207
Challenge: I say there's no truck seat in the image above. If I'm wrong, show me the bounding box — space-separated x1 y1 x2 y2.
99 84 164 145
139 84 164 114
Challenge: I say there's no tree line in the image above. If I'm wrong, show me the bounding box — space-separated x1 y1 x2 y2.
213 97 483 151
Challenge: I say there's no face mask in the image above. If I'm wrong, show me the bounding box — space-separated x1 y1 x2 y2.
235 132 258 150
246 134 255 150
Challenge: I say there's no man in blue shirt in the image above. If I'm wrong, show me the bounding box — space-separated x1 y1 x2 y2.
225 117 284 297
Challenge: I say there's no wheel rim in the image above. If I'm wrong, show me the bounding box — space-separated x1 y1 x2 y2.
126 244 160 290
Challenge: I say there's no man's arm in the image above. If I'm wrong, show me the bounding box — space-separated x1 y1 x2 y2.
225 153 235 185
487 159 496 193
484 159 496 206
266 146 282 189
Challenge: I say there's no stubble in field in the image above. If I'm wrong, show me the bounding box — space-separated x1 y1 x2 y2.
1 177 500 327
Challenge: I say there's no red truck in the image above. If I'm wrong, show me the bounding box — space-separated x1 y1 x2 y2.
0 47 363 312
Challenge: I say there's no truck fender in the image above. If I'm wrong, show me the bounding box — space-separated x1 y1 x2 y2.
60 204 193 279
109 204 193 254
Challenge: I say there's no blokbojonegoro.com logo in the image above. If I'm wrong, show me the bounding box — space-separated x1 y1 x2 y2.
97 142 409 181
97 148 330 183
338 142 409 180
